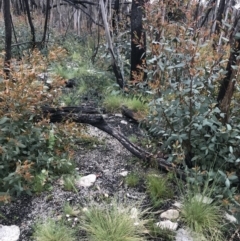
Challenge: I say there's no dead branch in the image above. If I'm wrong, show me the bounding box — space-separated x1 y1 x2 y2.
42 106 187 180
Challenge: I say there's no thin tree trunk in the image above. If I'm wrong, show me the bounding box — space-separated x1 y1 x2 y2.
130 0 146 81
42 0 50 44
100 0 124 88
3 0 12 79
215 0 226 35
217 15 240 123
24 0 36 47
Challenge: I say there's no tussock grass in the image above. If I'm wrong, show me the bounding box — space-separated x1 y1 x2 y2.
63 202 80 217
181 192 224 241
81 202 147 241
62 175 77 192
179 177 225 241
32 218 76 241
146 175 174 206
125 173 140 187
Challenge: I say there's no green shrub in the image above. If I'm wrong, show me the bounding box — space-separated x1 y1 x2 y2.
144 3 240 200
0 49 77 196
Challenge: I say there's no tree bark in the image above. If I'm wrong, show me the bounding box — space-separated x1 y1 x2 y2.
130 0 146 82
3 0 12 79
217 15 240 123
24 0 36 47
100 0 125 89
215 0 225 35
42 0 50 44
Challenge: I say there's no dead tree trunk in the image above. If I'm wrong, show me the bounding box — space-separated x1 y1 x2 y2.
217 15 240 123
24 0 36 47
3 0 12 79
42 106 187 180
130 0 146 82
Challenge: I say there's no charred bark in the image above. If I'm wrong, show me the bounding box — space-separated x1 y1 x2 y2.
23 0 36 47
217 16 240 123
42 0 50 45
42 106 187 180
3 0 12 79
130 0 146 81
215 0 225 35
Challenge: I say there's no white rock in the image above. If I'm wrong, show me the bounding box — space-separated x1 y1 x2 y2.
75 174 97 187
156 220 178 231
173 201 182 209
114 113 123 117
120 120 128 125
0 225 20 241
160 209 179 220
193 194 213 204
175 228 194 241
225 212 237 223
119 171 128 177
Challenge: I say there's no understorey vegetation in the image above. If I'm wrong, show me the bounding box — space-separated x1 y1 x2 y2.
1 0 240 240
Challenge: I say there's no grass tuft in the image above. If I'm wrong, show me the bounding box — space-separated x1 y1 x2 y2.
146 175 174 207
125 173 140 187
62 175 77 192
32 218 76 241
181 193 224 241
81 202 147 241
103 94 148 114
63 202 80 217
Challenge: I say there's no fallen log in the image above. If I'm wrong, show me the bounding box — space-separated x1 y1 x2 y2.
42 106 187 180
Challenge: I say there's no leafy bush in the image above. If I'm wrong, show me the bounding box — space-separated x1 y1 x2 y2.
0 49 79 196
143 2 240 199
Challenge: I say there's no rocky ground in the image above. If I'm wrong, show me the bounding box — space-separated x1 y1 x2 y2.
0 113 239 241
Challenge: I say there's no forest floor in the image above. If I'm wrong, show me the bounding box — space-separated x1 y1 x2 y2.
0 111 166 240
1 99 240 241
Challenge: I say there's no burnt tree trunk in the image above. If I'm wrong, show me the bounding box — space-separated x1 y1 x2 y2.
42 0 50 44
3 0 12 79
24 0 36 47
130 0 146 82
217 16 240 123
215 0 225 35
42 106 187 180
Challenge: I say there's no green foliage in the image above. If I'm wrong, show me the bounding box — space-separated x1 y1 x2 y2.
146 174 174 206
62 175 77 192
144 3 240 200
32 169 50 194
80 202 147 241
180 190 224 241
63 202 80 217
125 173 140 187
32 218 76 241
53 35 114 106
103 93 148 114
0 49 76 197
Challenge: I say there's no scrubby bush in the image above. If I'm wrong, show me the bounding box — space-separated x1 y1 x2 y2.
141 2 240 200
0 48 80 197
